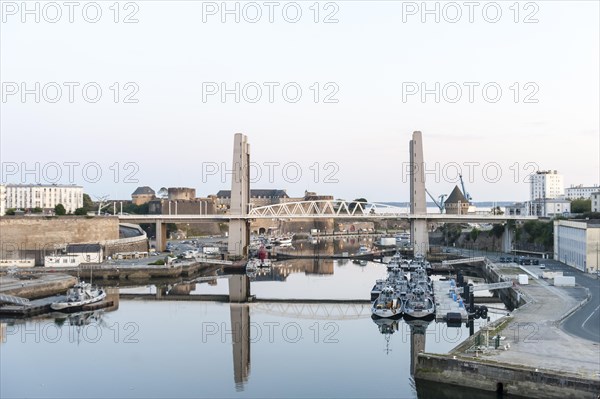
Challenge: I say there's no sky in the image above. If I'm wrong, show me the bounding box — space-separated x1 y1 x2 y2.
1 0 599 202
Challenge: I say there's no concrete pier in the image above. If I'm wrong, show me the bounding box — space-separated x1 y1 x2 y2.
433 280 468 322
416 260 600 398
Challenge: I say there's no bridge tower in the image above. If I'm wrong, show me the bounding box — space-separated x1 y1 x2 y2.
228 133 251 258
409 131 429 256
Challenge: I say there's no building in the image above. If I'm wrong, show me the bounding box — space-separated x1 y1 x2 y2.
554 220 600 274
565 185 599 200
530 170 563 201
131 186 156 205
44 243 104 266
528 198 571 217
4 184 83 214
505 202 528 216
592 192 600 213
0 184 5 216
216 189 290 209
444 186 470 215
168 187 196 201
148 197 216 215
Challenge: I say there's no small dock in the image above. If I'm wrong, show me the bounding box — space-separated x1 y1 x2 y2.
0 295 114 317
433 280 468 322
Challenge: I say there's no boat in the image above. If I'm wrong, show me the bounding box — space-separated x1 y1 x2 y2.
51 281 106 311
273 235 294 245
371 286 402 319
411 255 432 273
370 278 387 301
410 266 433 294
245 258 272 271
403 287 435 320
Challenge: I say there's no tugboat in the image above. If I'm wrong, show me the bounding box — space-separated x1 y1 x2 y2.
371 286 402 319
51 281 106 312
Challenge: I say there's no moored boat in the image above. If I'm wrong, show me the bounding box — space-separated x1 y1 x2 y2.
403 287 435 320
371 286 402 319
51 281 106 311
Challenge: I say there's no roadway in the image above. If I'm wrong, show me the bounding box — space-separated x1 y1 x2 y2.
443 246 600 343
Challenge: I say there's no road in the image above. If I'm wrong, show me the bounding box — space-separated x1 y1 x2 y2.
442 246 600 343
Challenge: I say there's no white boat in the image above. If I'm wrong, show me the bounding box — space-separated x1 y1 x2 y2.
370 278 387 301
51 281 106 311
404 287 435 319
372 286 402 319
246 258 272 271
273 235 294 245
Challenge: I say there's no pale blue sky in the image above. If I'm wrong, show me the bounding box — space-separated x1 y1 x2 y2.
1 1 598 202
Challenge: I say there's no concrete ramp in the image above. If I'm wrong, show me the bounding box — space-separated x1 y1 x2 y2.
0 293 30 306
442 257 486 265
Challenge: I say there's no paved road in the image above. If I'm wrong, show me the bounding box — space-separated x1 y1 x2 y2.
442 246 600 343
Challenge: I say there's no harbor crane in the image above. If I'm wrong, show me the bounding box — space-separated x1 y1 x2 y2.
459 174 473 202
425 188 447 213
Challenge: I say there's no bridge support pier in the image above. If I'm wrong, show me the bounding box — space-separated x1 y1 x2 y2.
228 133 251 258
502 224 513 253
155 221 167 252
409 131 429 256
229 275 251 303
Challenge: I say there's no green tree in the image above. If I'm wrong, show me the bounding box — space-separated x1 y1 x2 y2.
349 198 368 213
469 227 480 242
54 204 66 216
82 193 94 211
31 207 43 213
74 207 88 215
571 199 591 214
4 208 16 215
491 206 504 215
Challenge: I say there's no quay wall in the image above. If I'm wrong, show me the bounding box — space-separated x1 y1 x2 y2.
415 354 600 399
479 260 527 310
0 216 119 252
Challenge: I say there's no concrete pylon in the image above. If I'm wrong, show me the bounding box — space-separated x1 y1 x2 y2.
409 131 429 256
502 223 513 253
155 221 167 252
228 133 251 258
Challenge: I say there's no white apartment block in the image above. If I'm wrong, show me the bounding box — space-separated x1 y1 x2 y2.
592 192 600 213
530 170 564 201
0 185 6 216
5 184 83 214
554 220 600 273
565 185 600 200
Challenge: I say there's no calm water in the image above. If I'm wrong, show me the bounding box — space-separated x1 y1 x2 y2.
1 260 502 399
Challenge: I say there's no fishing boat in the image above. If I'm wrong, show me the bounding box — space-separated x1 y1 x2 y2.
51 281 106 311
410 266 433 294
371 286 402 319
370 278 387 301
403 287 435 320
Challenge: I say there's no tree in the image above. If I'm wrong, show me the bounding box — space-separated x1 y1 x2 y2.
31 207 43 213
571 199 591 214
5 208 16 216
74 207 88 215
82 193 94 212
469 227 480 242
54 204 66 216
491 206 504 215
349 198 368 213
488 223 505 251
